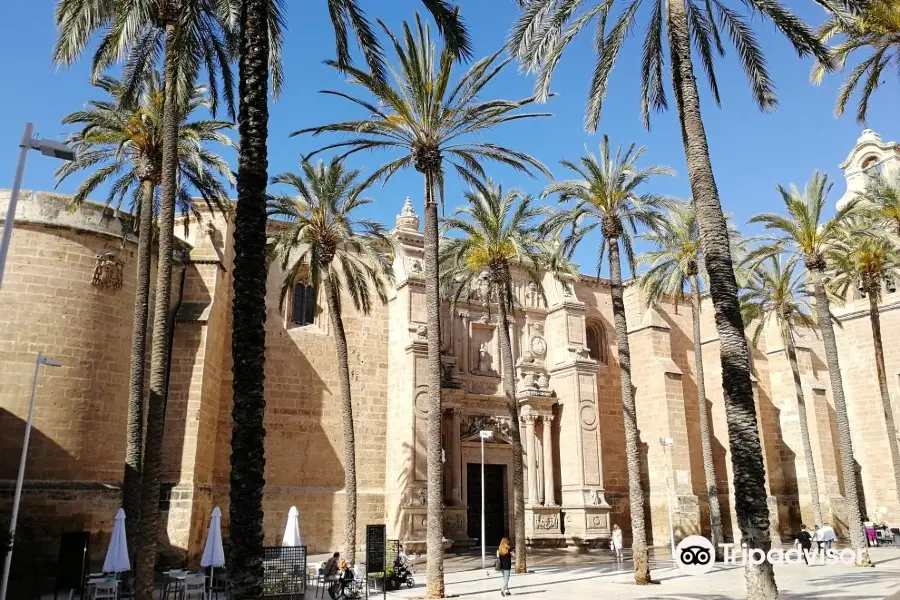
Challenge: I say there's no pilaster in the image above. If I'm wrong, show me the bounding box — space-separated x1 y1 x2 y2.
628 302 699 546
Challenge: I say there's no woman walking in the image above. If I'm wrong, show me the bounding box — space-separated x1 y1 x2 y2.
611 524 624 560
497 537 514 596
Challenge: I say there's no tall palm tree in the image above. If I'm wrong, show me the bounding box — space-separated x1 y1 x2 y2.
509 2 850 594
749 171 870 565
637 200 728 558
295 18 548 597
267 158 393 565
55 71 233 555
226 3 467 596
542 137 672 584
440 182 576 574
829 220 900 507
739 256 824 529
54 5 237 596
813 0 900 123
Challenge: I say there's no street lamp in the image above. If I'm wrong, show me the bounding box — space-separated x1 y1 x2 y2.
659 437 677 562
0 352 63 600
0 123 77 291
479 430 493 571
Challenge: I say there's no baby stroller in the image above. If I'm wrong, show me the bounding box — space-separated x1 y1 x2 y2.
391 553 415 589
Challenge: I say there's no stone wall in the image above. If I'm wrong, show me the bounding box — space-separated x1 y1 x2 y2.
0 190 156 570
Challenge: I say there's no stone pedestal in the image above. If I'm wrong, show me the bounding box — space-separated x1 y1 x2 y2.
525 505 563 546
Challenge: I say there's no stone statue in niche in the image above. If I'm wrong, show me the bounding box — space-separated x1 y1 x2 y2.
478 342 492 372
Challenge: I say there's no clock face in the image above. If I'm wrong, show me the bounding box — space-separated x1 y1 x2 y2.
530 336 547 356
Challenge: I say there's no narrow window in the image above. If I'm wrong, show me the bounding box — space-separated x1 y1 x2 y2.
586 322 607 364
291 283 317 326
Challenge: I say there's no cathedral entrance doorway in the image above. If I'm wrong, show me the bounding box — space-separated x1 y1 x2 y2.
466 463 508 545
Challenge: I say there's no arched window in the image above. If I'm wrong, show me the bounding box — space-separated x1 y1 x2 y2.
291 282 317 326
586 322 607 364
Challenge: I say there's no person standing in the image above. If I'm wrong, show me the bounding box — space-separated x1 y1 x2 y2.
821 523 837 552
497 537 514 596
813 524 823 553
611 524 624 560
794 524 813 565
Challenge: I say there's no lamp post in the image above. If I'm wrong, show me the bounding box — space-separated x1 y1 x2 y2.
0 352 63 600
659 437 676 562
1 123 77 292
479 430 493 571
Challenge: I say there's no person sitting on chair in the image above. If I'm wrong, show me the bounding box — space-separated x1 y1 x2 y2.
323 552 341 581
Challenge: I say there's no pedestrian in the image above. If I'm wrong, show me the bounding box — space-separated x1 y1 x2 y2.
611 524 624 560
821 522 837 552
794 524 813 565
497 537 514 596
813 524 823 553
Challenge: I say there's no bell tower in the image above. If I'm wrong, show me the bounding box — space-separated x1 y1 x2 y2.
836 129 900 210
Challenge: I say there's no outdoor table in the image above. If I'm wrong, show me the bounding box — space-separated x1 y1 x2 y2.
163 570 192 599
85 577 117 599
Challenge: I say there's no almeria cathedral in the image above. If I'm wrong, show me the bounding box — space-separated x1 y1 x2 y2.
1 129 898 566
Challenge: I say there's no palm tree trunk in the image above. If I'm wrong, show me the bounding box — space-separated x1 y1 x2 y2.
689 275 723 558
323 275 358 564
423 169 445 599
867 293 900 506
122 177 155 555
808 268 869 563
608 238 649 584
496 274 527 573
134 23 180 600
666 4 776 596
783 326 824 527
228 0 271 596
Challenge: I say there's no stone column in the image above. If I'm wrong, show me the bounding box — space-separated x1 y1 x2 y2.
449 408 462 505
542 415 556 506
525 413 538 504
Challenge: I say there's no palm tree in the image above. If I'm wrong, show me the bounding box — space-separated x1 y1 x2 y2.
637 200 727 558
440 182 576 574
862 172 900 235
295 18 548 597
813 0 900 123
829 220 900 507
267 158 393 565
509 2 849 593
55 71 233 555
739 256 824 529
542 137 671 584
749 171 870 565
54 4 238 596
226 3 467 596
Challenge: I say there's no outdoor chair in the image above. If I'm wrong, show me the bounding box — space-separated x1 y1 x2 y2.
209 568 227 599
161 569 187 599
90 581 117 600
183 574 206 599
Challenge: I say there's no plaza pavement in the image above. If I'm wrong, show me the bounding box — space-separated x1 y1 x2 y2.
390 546 900 600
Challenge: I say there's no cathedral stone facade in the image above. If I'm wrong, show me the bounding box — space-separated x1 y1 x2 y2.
1 130 898 567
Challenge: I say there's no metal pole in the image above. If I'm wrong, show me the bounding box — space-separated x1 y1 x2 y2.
481 435 486 571
0 123 33 293
0 352 43 600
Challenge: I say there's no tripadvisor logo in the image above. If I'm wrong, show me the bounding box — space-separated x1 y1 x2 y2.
675 536 715 575
675 536 869 576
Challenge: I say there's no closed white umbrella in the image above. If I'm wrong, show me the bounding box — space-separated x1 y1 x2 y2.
201 507 225 567
102 508 130 573
282 506 303 547
201 507 226 594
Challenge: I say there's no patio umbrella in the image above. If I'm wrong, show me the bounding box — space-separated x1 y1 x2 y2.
201 507 225 591
102 508 130 573
282 506 303 547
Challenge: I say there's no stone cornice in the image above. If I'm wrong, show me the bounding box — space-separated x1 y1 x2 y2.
547 300 586 315
831 299 900 322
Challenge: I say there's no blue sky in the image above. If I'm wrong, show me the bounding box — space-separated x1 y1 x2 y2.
0 1 896 275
